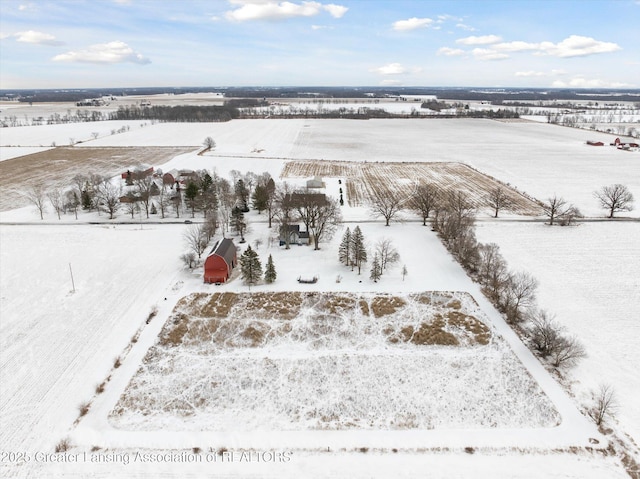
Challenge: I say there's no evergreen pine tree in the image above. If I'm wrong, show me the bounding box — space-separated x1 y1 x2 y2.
370 253 382 282
338 227 351 266
264 254 277 283
240 245 262 285
185 181 199 218
231 206 247 240
350 226 367 274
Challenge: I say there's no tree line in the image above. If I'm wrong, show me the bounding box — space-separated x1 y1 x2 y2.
108 105 239 122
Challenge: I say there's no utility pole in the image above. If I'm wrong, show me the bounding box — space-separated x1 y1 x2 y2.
69 263 76 293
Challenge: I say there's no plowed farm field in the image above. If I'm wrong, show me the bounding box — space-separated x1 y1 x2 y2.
0 146 193 211
282 160 541 214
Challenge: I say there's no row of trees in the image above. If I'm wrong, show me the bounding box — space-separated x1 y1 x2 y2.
424 188 587 370
109 105 239 122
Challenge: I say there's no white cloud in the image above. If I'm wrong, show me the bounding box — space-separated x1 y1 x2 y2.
472 48 509 61
493 41 539 52
371 63 407 75
225 1 347 21
552 77 632 88
456 23 475 32
515 69 566 77
52 41 150 64
311 24 333 30
436 14 463 23
515 71 547 77
323 3 347 18
0 32 10 40
14 30 63 46
537 35 621 57
392 17 433 31
456 34 501 45
437 47 465 56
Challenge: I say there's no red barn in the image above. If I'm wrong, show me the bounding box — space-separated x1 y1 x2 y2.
204 238 237 284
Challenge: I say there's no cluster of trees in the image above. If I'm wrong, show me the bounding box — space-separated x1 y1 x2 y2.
109 105 239 122
1 109 108 128
239 245 277 285
338 227 400 281
23 174 130 221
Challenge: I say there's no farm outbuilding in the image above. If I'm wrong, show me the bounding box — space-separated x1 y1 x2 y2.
204 238 237 284
306 176 325 189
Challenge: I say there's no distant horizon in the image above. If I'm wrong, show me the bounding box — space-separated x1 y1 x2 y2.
2 85 640 93
1 1 638 90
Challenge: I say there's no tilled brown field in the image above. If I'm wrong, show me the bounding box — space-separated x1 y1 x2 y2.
0 146 193 212
282 160 542 215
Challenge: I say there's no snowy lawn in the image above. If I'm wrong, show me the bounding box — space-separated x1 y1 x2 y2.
475 221 640 444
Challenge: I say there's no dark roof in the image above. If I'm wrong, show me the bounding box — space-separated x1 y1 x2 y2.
208 238 236 265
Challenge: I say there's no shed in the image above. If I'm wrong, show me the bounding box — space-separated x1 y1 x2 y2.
306 176 325 189
204 238 237 284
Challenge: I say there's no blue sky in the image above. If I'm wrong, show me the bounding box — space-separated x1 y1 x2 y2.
0 0 638 89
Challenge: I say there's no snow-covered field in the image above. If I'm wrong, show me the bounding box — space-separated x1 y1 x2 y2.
475 221 640 444
3 117 631 216
1 114 637 478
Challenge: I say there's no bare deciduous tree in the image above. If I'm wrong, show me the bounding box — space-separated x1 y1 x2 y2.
375 238 400 271
202 136 216 151
528 309 587 368
433 190 475 242
202 213 218 243
183 223 208 260
96 179 121 219
588 384 617 426
369 190 405 226
134 176 154 218
528 310 564 357
594 184 634 218
477 243 507 296
542 195 566 226
181 252 197 269
274 182 295 249
24 184 47 220
486 186 512 218
47 187 65 220
550 335 586 368
503 271 538 323
411 183 440 225
308 197 342 251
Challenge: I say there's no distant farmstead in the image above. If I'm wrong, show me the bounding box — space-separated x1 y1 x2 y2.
204 238 237 284
612 137 639 150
